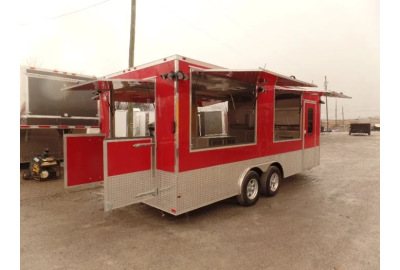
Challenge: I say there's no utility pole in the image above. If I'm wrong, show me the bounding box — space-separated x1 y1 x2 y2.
342 106 345 131
335 98 337 127
129 0 136 68
324 76 329 131
128 0 136 137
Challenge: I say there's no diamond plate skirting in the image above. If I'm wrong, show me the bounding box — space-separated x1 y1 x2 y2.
104 147 319 215
174 148 319 215
104 169 177 213
104 170 153 211
144 170 177 213
303 147 319 170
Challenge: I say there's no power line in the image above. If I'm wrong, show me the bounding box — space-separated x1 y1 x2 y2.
161 4 263 67
20 0 111 26
208 0 313 74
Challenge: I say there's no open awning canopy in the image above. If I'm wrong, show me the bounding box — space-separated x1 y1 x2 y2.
191 68 318 88
275 86 352 99
61 71 351 102
191 68 351 99
321 91 352 98
61 79 155 102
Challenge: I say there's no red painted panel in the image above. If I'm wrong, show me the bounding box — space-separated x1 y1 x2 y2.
111 61 176 172
100 92 110 137
107 139 152 177
65 135 104 187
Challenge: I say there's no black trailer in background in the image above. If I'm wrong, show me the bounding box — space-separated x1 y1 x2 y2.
20 67 99 163
349 123 371 135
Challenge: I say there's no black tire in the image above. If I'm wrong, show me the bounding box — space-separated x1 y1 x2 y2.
261 166 282 197
349 132 351 135
22 170 31 180
237 171 261 207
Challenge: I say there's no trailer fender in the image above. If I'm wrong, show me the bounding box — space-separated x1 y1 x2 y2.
237 162 278 195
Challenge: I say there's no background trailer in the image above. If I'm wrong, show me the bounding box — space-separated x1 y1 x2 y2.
20 66 99 163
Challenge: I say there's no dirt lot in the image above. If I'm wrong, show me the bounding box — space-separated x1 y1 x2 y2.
20 132 380 270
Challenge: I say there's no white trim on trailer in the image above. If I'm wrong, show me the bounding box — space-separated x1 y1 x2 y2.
20 125 99 129
20 67 29 115
174 59 180 174
20 65 98 79
23 72 88 83
21 115 98 120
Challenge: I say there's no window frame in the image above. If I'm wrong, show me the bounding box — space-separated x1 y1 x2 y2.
188 66 260 153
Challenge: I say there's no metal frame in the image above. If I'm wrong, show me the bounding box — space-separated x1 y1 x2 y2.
21 115 98 120
20 65 97 79
24 72 87 83
63 133 105 189
103 138 108 206
259 67 318 87
174 59 179 173
20 67 30 115
20 125 99 129
188 67 258 153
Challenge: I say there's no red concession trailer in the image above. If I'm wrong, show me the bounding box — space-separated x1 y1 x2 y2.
63 55 350 215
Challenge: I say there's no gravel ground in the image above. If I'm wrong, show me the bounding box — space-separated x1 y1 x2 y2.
20 132 380 270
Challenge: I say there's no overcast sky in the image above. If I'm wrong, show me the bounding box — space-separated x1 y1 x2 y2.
19 0 379 119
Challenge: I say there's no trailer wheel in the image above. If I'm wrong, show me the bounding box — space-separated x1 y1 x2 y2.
237 171 260 207
261 166 281 197
22 170 31 180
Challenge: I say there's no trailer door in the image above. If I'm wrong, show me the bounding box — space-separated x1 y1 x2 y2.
104 138 155 211
62 78 159 207
303 101 317 170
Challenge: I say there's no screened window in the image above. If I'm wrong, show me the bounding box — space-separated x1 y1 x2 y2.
190 71 257 150
274 91 301 141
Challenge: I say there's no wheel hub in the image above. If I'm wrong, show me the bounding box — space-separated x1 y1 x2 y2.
247 179 259 199
270 173 279 192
